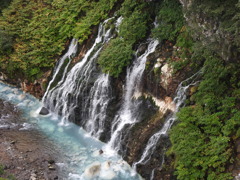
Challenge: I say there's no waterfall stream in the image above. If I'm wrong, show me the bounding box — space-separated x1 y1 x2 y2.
85 74 112 139
0 82 142 180
43 18 114 131
105 39 159 153
42 38 78 103
132 71 201 174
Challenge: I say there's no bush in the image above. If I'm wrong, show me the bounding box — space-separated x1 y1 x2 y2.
98 38 133 77
0 30 13 55
119 9 148 44
0 0 118 81
170 106 234 180
170 51 240 180
152 0 184 41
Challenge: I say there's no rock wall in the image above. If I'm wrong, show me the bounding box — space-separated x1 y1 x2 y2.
180 0 239 62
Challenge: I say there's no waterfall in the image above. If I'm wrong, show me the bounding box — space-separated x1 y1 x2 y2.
43 18 114 128
0 82 143 180
106 39 159 153
85 73 112 139
42 38 78 103
133 71 201 171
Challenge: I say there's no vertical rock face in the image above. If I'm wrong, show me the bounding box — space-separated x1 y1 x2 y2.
180 0 239 62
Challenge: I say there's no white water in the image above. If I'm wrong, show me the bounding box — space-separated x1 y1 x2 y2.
43 18 113 127
105 39 159 153
133 71 201 170
0 82 142 180
85 74 112 139
42 38 78 103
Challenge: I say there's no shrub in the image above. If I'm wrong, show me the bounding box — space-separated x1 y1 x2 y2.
0 30 13 55
119 9 148 44
98 38 133 77
152 0 184 41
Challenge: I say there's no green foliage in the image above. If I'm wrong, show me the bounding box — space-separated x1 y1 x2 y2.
168 3 240 177
73 0 117 42
184 0 240 60
0 0 118 81
0 164 4 175
0 29 13 55
152 0 184 41
98 38 133 77
0 164 15 180
0 0 12 14
170 51 240 179
97 0 150 78
119 10 148 44
170 105 235 180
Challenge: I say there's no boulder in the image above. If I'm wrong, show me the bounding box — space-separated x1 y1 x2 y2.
39 107 49 115
84 162 101 178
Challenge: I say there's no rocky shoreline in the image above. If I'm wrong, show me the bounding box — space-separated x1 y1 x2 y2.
0 99 59 180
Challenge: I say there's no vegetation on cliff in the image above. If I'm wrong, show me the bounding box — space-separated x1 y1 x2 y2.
98 0 150 77
168 0 240 179
0 0 117 81
0 0 155 80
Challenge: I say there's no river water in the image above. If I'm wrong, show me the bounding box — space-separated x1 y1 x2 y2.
0 82 142 180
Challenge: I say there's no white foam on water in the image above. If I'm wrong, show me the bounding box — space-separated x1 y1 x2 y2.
0 86 10 92
0 124 10 129
69 173 82 180
6 93 15 100
19 123 34 131
17 94 26 101
99 169 116 180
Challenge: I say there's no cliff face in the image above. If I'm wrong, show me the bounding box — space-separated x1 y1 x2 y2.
180 0 240 62
1 0 240 180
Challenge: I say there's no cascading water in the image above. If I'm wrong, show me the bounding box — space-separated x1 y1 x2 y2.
43 18 114 130
0 82 143 180
132 71 201 173
106 39 159 153
0 16 146 180
42 38 78 103
85 74 112 139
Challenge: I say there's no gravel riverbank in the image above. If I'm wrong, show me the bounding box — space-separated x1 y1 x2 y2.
0 99 60 180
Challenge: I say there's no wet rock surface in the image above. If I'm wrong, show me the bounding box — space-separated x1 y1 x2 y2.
39 107 49 115
0 99 59 180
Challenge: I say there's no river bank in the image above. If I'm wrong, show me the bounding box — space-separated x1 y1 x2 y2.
0 99 59 180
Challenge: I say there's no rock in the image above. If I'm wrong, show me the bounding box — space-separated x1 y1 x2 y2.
48 160 55 164
160 63 173 90
157 58 165 63
154 62 161 68
30 173 37 180
99 149 103 154
48 165 56 170
137 43 148 56
84 162 101 178
102 161 111 170
39 107 49 115
190 86 198 95
0 72 7 81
